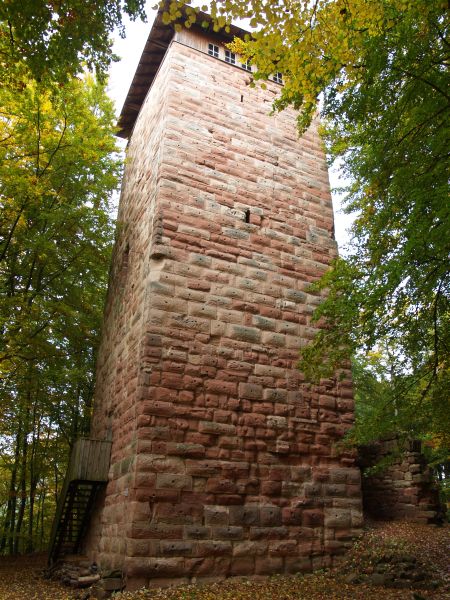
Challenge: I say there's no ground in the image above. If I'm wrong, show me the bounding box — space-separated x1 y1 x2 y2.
0 522 448 599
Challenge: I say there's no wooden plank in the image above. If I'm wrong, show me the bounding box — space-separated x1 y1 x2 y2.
68 439 112 483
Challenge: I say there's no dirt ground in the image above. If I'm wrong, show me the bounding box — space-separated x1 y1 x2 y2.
0 553 71 600
0 521 448 600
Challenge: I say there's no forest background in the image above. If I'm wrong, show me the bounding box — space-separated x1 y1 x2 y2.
0 0 448 555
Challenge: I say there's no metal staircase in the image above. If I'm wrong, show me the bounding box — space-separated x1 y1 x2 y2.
48 439 111 565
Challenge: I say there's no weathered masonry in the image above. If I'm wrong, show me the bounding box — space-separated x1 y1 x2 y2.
84 7 363 589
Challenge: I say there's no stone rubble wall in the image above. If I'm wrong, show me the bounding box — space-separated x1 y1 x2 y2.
85 36 363 590
359 439 443 523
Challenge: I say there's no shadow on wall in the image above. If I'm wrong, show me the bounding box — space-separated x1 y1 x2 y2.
358 438 445 524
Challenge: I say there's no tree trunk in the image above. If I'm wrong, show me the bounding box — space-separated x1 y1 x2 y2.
13 411 28 555
0 423 22 554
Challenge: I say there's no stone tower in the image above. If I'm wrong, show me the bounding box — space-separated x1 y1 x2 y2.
85 6 363 590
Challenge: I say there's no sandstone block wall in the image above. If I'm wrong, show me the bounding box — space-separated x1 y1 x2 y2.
359 439 443 523
85 34 363 588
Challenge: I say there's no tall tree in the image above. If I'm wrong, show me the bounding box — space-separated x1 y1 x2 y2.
0 1 146 82
0 74 121 553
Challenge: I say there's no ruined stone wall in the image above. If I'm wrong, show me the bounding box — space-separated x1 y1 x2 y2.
359 439 443 524
86 36 363 588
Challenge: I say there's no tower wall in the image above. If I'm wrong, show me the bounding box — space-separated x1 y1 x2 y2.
86 31 363 588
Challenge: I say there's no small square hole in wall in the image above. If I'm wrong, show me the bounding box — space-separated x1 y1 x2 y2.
225 50 236 65
208 43 219 58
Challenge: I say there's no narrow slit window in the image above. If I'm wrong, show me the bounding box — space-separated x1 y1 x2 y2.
241 59 252 72
225 50 236 65
244 209 251 223
273 72 283 84
208 44 219 58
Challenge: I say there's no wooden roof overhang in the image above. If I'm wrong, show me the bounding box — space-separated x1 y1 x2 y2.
117 5 249 139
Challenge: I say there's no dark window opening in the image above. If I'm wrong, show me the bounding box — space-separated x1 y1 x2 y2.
225 50 236 65
244 209 251 223
208 44 219 58
273 72 283 84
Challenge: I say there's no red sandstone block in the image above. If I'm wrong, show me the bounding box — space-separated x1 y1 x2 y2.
166 443 205 458
184 525 211 540
137 415 152 428
261 331 286 347
324 508 351 529
281 507 303 525
153 501 203 525
148 488 182 504
268 466 290 482
204 379 237 395
160 373 184 389
254 556 283 575
240 413 266 428
151 441 168 454
302 509 324 527
206 478 237 494
127 539 159 557
178 390 194 403
187 279 211 292
310 444 331 457
194 540 233 557
263 389 288 403
130 522 181 540
181 375 203 390
198 420 236 436
269 539 298 556
285 556 312 574
230 556 256 576
238 382 263 400
260 506 282 527
133 485 157 502
249 526 288 541
184 556 215 577
143 346 163 358
226 505 258 529
228 324 262 343
218 436 240 450
215 494 242 506
185 432 214 446
152 294 186 313
204 506 229 526
260 480 282 496
156 473 192 490
150 388 178 402
243 439 266 452
324 483 347 497
185 460 221 477
211 526 243 541
134 557 186 578
217 308 244 324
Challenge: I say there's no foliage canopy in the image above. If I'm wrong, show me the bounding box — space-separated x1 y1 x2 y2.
0 72 120 552
0 1 146 82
